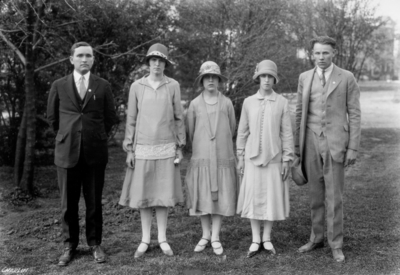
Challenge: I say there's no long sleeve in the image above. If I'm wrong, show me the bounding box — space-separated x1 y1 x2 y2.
236 99 250 156
227 99 236 138
123 84 138 153
173 82 186 147
186 102 196 144
280 100 294 162
47 81 59 133
346 73 361 151
294 74 304 150
103 82 119 134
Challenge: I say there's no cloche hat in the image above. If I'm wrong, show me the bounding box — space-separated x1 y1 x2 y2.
194 61 227 86
253 60 279 84
145 43 175 66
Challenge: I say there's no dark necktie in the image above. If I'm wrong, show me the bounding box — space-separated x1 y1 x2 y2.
79 76 87 99
321 70 326 87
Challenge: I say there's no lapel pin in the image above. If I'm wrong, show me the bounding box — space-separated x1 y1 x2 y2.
88 89 92 92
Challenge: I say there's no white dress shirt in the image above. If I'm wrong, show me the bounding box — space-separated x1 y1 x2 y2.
73 70 90 92
316 63 333 83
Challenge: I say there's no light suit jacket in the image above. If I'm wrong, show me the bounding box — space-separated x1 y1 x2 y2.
47 73 119 168
295 64 361 164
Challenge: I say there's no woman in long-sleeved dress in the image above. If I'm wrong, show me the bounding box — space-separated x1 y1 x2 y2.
185 61 237 256
119 43 186 258
236 60 294 258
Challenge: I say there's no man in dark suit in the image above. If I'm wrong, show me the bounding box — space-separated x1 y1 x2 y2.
295 36 361 262
47 42 119 266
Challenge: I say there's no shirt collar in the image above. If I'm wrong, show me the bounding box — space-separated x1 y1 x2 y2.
256 90 277 101
73 70 90 82
316 63 333 74
141 75 169 87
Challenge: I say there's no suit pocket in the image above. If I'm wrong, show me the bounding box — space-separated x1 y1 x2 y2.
55 133 65 142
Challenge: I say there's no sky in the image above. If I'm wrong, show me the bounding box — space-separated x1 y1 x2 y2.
374 0 400 32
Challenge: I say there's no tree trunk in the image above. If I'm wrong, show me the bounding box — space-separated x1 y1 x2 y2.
14 104 27 187
15 0 37 194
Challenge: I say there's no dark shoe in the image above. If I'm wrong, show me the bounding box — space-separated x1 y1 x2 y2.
262 240 276 255
58 247 76 266
134 242 150 258
90 245 106 263
246 242 260 258
194 238 210 252
211 240 223 256
159 241 173 256
332 248 345 263
298 241 324 253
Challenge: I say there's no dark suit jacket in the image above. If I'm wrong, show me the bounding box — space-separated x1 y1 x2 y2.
295 64 361 163
47 73 119 168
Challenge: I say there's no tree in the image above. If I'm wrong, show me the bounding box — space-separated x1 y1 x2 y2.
172 0 305 97
0 0 174 196
288 0 387 79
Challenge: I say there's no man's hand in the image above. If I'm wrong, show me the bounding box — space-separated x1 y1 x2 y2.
126 152 135 169
344 149 357 167
281 161 290 181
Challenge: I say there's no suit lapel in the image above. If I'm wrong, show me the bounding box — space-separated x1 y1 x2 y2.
82 74 99 109
327 65 342 97
63 74 80 110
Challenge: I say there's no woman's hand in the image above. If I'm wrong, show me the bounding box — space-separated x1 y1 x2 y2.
174 149 184 165
237 156 245 175
281 161 289 181
126 152 135 169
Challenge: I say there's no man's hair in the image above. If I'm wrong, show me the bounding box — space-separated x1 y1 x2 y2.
70 42 92 56
310 36 336 50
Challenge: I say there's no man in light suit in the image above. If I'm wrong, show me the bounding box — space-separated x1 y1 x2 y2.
47 42 119 266
295 36 361 262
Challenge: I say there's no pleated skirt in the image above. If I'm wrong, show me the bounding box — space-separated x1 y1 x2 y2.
119 157 184 209
237 160 289 220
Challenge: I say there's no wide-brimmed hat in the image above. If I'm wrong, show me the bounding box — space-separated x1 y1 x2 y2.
253 60 279 84
145 43 175 66
194 61 227 86
291 157 307 186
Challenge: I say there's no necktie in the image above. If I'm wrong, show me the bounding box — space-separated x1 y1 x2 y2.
321 70 326 87
79 75 86 99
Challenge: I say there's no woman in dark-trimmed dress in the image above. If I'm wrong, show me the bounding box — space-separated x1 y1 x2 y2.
119 43 185 258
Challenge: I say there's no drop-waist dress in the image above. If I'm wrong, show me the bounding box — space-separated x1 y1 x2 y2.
185 92 237 216
119 76 186 209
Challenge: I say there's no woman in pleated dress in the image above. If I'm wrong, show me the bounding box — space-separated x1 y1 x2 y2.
236 60 294 258
119 43 186 258
185 61 237 256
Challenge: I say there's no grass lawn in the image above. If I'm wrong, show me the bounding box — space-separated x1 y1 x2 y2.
0 127 399 275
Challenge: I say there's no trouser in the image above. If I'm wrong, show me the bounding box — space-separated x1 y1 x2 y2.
57 154 106 248
303 128 344 249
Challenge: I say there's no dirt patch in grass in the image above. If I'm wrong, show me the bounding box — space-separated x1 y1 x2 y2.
1 128 400 275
